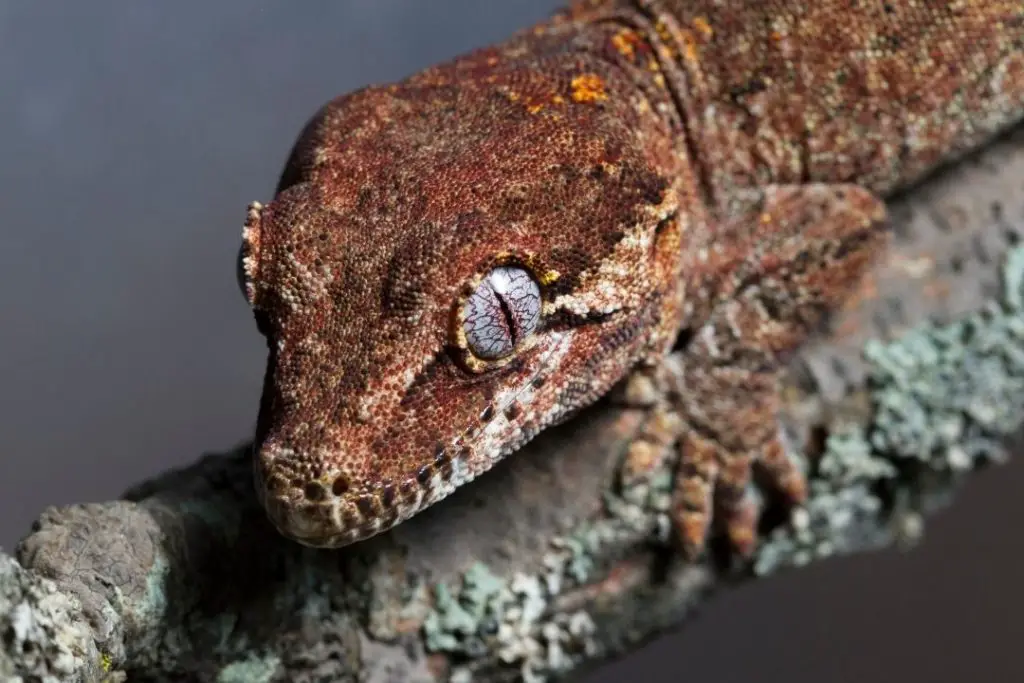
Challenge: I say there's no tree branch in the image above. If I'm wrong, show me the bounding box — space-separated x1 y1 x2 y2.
4 125 1024 683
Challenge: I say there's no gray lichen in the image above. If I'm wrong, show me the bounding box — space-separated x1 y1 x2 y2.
756 245 1024 575
867 248 1024 465
422 434 699 683
754 427 898 575
216 653 280 683
0 552 110 683
424 552 599 683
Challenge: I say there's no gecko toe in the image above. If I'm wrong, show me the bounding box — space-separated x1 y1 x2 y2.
671 431 719 560
760 436 809 504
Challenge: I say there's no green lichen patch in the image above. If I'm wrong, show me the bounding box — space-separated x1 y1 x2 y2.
424 545 600 683
217 652 281 683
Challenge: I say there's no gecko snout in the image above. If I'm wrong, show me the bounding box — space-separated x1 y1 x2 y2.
253 437 435 548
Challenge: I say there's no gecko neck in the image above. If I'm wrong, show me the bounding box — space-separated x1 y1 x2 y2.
556 7 719 214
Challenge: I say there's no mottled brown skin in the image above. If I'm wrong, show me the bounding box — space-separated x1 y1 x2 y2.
242 0 1024 557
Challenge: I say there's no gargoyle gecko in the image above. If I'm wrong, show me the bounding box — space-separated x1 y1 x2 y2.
240 0 1024 558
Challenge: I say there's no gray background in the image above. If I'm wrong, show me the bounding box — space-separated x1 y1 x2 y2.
0 2 1021 681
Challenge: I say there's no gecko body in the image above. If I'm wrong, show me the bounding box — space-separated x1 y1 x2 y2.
241 0 1024 556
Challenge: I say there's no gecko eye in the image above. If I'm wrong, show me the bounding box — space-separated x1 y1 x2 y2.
462 266 541 360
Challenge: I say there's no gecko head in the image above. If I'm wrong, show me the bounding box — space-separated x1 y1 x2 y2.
241 62 686 547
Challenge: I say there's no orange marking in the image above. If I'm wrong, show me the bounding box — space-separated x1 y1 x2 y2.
570 73 608 103
681 30 700 63
611 28 640 59
692 16 714 40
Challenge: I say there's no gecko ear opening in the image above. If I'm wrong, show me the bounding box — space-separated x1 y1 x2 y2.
239 201 265 307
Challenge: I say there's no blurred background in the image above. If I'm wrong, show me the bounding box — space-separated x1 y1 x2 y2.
0 2 1021 681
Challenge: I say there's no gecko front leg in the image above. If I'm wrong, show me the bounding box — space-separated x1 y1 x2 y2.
623 182 888 558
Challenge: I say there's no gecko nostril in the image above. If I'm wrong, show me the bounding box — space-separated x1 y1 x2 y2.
331 475 350 496
303 481 325 501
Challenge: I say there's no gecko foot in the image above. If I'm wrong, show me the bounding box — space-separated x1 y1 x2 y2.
616 356 807 560
673 428 807 559
622 182 886 560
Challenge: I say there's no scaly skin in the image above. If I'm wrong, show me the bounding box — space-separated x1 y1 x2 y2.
241 0 1024 557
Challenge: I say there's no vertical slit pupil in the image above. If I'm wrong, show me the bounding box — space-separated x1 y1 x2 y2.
491 285 518 346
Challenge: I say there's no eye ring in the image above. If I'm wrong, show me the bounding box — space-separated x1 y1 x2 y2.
455 264 542 369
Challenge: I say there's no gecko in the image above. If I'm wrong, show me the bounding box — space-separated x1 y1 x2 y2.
239 0 1024 559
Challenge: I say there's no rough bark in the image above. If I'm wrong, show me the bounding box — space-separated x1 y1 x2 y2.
3 125 1024 683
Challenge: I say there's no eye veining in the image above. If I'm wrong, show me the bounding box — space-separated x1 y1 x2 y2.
462 266 541 360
